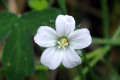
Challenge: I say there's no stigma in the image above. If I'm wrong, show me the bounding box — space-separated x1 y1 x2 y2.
57 38 68 49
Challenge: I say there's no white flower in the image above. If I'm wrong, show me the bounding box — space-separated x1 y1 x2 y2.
34 15 92 70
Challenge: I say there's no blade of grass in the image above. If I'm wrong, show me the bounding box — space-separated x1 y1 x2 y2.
86 26 120 60
83 26 120 74
92 38 120 45
93 26 120 45
94 67 109 80
101 59 120 80
111 26 120 40
83 46 111 75
101 0 109 38
86 47 107 60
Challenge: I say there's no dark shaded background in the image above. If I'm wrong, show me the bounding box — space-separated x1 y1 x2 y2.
0 0 120 80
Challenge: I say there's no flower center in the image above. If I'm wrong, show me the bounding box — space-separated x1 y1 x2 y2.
57 38 68 49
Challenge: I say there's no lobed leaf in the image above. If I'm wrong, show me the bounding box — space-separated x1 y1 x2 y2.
22 8 61 34
2 23 35 80
0 12 17 43
0 8 61 80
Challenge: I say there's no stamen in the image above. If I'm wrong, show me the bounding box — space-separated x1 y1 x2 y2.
64 43 68 46
57 38 68 49
57 41 61 45
58 46 61 48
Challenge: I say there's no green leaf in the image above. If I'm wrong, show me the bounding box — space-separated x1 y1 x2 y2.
2 22 35 80
28 0 48 10
22 8 61 35
57 0 67 14
0 12 16 43
0 8 61 80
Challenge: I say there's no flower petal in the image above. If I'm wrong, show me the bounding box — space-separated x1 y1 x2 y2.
34 26 58 47
40 47 63 70
62 47 82 68
56 15 75 37
68 28 92 49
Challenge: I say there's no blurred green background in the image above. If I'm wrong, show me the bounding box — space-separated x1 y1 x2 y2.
0 0 120 80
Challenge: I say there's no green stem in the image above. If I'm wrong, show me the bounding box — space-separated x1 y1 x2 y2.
101 0 109 39
77 65 86 80
35 65 48 71
82 51 96 80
